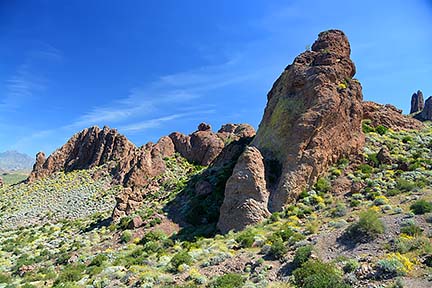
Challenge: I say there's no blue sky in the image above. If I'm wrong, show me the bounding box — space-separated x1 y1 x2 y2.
1 1 431 157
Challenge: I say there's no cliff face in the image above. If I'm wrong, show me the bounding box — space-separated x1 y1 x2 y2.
218 30 365 232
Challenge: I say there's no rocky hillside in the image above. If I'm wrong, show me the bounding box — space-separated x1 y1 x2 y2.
1 29 431 288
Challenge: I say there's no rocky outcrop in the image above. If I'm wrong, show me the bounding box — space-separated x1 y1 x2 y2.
410 90 425 114
218 29 365 232
0 176 3 187
218 147 271 233
169 123 255 166
415 96 432 121
28 126 136 182
363 101 424 131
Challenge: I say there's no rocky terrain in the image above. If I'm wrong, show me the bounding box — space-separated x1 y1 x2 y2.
0 30 431 288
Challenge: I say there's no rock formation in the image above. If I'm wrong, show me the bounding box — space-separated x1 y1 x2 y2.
363 101 424 131
218 29 365 232
169 123 255 166
415 96 432 121
28 122 255 219
28 126 136 182
410 90 425 114
0 176 3 187
218 147 270 233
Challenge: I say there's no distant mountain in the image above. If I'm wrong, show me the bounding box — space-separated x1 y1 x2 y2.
0 150 34 171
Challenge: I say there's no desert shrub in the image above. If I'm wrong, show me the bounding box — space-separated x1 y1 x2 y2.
293 245 313 268
367 153 380 167
274 226 295 242
315 178 331 193
343 259 360 273
331 202 347 218
410 200 432 215
345 210 384 243
120 230 133 243
402 136 412 143
293 259 349 288
375 125 388 135
89 254 108 267
235 229 256 248
139 230 166 245
118 216 132 230
269 237 287 260
362 121 375 133
209 273 245 288
358 164 373 174
395 178 417 192
400 223 423 237
0 273 11 284
170 251 192 271
53 264 86 285
377 253 413 277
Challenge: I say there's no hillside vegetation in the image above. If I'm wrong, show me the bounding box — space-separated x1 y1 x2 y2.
0 123 431 288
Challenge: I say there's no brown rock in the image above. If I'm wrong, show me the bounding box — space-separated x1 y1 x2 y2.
195 180 213 196
331 176 352 195
410 90 425 114
28 126 136 182
416 96 432 121
363 101 424 131
218 146 271 233
377 146 392 165
128 215 143 229
198 122 211 131
169 123 255 166
251 29 364 212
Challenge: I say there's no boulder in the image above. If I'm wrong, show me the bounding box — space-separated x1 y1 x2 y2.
410 90 425 114
377 146 392 165
363 101 424 131
218 147 271 233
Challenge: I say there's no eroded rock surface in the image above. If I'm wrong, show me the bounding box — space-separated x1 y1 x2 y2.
218 29 365 232
363 101 424 131
169 123 255 166
411 90 425 114
416 96 432 121
28 126 136 182
218 147 270 233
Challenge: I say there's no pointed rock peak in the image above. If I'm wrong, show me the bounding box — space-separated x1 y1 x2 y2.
410 90 425 114
311 29 351 57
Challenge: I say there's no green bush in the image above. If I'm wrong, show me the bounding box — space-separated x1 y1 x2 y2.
53 264 86 285
315 178 331 193
358 164 373 174
235 229 256 248
395 178 417 192
400 223 423 236
139 230 166 245
293 259 349 288
345 210 385 243
170 251 192 271
210 273 245 288
343 259 360 273
120 230 133 243
410 200 432 215
269 237 287 260
89 254 108 267
375 125 388 135
377 258 406 277
293 245 313 268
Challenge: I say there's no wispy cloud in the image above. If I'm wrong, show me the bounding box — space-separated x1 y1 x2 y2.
1 43 63 111
68 57 254 130
120 109 216 132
